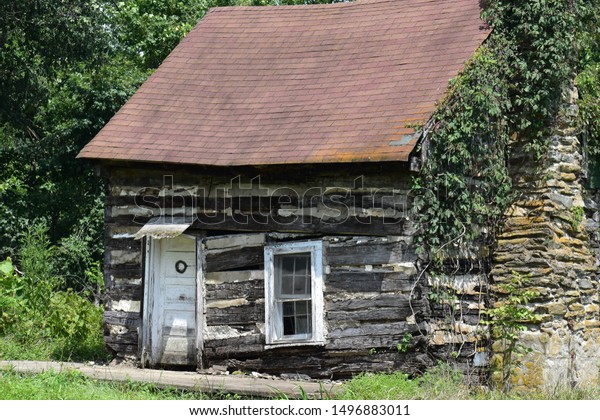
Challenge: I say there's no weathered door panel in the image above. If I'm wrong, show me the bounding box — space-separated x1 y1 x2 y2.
150 235 198 366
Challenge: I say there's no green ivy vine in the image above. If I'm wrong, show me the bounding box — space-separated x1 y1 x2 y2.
412 0 600 262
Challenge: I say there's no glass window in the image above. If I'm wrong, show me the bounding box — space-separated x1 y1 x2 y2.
264 241 324 345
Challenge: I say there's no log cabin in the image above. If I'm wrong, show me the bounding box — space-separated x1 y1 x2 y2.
77 0 495 378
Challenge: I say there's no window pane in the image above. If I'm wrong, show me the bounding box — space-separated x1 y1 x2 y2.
295 315 310 335
293 275 307 295
282 301 295 316
281 275 294 295
276 254 311 297
283 315 295 336
294 300 309 316
295 257 308 275
281 300 312 336
281 256 295 275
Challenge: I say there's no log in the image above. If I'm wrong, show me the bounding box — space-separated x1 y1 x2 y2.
327 241 415 266
104 311 141 328
325 270 416 294
206 305 264 326
326 303 428 322
205 280 263 301
205 246 264 272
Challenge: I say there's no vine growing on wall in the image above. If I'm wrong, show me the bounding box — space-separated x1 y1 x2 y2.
412 0 599 264
410 0 600 375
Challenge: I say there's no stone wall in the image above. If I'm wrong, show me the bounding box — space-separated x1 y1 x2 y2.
491 87 600 389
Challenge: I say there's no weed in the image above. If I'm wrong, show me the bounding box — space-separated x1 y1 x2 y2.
0 221 108 363
396 333 412 353
483 272 541 391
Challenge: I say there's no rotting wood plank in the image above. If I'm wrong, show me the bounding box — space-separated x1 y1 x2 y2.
326 293 414 311
105 330 138 345
205 280 263 301
105 284 143 301
205 246 264 272
327 321 426 339
204 333 263 349
104 192 410 213
192 214 406 236
0 360 339 396
104 237 142 251
327 241 414 266
104 340 138 354
204 233 266 250
205 270 264 284
104 311 141 328
206 305 264 326
325 271 416 294
107 211 406 236
326 303 428 322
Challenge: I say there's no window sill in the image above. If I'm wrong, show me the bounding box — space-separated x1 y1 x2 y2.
265 340 325 350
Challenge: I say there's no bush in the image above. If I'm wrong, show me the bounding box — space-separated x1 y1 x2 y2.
0 258 25 335
0 221 108 362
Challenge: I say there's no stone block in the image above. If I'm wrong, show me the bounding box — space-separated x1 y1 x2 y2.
559 163 582 174
560 172 577 181
546 302 567 315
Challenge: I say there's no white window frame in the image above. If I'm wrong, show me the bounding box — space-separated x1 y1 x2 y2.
264 240 324 347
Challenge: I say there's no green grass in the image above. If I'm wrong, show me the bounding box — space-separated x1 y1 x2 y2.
0 334 110 364
336 363 600 400
1 364 600 400
0 368 221 400
335 363 469 400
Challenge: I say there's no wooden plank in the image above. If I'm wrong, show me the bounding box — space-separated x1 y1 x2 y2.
206 305 264 326
106 212 406 236
104 311 141 328
204 233 266 250
327 241 415 266
105 342 138 355
104 267 143 278
205 246 264 272
326 302 428 322
105 284 143 301
104 237 141 252
204 334 264 357
325 271 416 294
192 214 406 236
205 280 263 301
205 270 263 284
326 293 413 311
105 331 138 345
104 193 410 213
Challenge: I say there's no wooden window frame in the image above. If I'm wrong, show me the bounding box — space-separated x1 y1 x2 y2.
264 240 324 347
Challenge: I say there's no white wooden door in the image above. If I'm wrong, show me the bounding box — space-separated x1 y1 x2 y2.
151 235 198 366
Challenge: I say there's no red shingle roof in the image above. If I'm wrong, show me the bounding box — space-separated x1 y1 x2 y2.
78 0 489 166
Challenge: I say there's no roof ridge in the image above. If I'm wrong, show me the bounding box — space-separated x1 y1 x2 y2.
207 0 432 13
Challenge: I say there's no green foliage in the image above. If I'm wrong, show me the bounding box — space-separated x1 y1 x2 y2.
337 363 465 400
571 206 585 229
109 0 208 70
0 223 106 362
396 333 412 353
0 368 217 400
578 1 600 157
413 0 597 262
483 272 541 390
0 258 24 335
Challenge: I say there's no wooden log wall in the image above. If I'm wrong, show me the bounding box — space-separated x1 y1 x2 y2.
101 163 487 377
